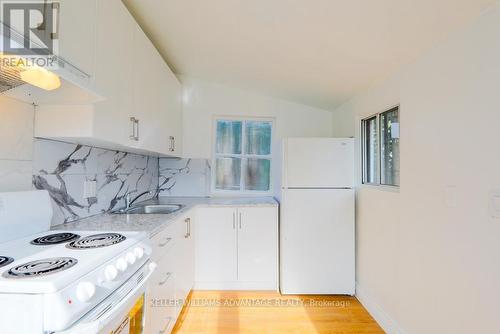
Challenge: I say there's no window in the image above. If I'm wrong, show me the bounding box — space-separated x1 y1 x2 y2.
213 118 273 193
362 106 400 187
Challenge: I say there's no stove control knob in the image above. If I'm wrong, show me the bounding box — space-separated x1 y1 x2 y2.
76 282 96 303
125 252 136 265
116 258 128 272
104 265 118 282
134 247 144 259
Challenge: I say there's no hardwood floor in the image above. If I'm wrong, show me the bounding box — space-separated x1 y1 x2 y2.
172 291 384 334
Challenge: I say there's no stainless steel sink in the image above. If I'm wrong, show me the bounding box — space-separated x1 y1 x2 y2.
114 204 184 214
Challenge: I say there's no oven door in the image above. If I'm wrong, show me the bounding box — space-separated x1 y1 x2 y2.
55 261 155 334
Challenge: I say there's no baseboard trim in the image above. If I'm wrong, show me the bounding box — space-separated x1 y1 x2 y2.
355 283 405 334
194 281 278 290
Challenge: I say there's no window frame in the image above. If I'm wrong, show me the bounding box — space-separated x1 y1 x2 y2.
211 116 274 196
361 105 400 188
361 114 380 186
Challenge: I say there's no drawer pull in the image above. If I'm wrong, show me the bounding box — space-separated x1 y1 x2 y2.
158 272 172 286
159 316 172 334
158 237 172 247
184 217 191 238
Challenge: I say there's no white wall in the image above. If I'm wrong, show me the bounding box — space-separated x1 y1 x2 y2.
332 3 500 333
181 76 333 197
0 96 34 191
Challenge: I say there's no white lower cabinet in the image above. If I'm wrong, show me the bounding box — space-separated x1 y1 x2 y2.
194 207 238 283
174 217 195 316
145 214 194 334
194 206 278 290
237 207 278 283
145 205 277 332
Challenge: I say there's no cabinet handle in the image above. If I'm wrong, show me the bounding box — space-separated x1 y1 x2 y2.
239 212 242 229
158 272 172 286
233 212 236 229
135 118 140 141
129 117 135 140
130 117 139 141
184 217 190 238
169 136 175 152
158 237 172 247
159 317 172 334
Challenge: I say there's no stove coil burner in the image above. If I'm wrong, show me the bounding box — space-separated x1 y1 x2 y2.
66 233 126 249
3 257 77 278
30 233 80 246
0 256 14 268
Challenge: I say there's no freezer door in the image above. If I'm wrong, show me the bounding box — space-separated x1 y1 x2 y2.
280 188 355 295
283 138 354 188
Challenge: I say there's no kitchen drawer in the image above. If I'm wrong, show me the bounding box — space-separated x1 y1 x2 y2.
151 224 177 263
146 275 176 334
146 252 177 334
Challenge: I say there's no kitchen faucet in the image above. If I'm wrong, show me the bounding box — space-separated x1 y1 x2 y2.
125 190 153 209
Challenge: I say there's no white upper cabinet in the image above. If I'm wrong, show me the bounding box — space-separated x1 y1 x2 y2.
161 61 183 156
92 0 134 148
131 23 168 154
33 0 183 157
57 0 96 77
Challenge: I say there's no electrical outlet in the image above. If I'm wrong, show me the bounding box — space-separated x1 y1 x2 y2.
490 190 500 218
83 180 97 199
444 186 457 208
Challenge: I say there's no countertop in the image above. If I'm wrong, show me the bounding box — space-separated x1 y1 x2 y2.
51 197 278 237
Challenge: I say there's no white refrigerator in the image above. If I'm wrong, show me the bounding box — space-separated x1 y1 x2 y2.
280 137 355 295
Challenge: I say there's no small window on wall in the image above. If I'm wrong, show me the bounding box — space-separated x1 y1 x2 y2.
362 106 400 187
213 118 273 193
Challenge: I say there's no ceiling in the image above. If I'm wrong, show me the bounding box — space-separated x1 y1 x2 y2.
123 0 496 111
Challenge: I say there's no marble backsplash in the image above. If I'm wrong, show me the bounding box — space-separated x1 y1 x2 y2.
159 158 211 197
33 139 159 226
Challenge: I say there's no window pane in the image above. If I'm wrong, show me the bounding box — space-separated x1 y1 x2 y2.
244 158 270 191
380 108 400 186
215 157 241 190
363 116 379 184
245 121 272 155
216 120 242 154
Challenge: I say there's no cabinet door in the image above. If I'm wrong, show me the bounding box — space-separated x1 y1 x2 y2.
131 23 163 153
237 207 278 283
161 66 183 156
93 0 134 146
195 207 237 282
57 0 96 76
173 216 194 317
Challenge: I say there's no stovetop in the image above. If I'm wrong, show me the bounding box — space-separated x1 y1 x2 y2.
31 232 80 246
0 256 14 268
4 257 78 278
0 230 148 294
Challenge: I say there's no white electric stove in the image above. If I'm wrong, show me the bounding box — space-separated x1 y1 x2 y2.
0 191 155 334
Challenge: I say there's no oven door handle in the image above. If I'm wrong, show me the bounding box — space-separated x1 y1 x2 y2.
56 263 156 334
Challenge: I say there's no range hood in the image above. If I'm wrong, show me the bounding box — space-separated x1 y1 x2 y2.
0 21 102 105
